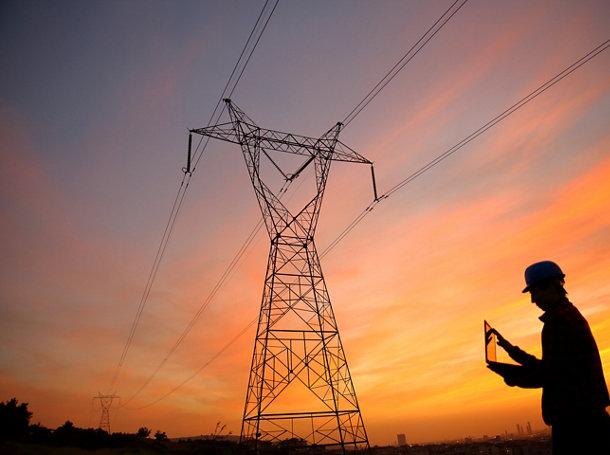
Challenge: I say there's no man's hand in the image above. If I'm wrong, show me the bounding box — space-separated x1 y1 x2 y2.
503 374 518 387
487 364 521 387
493 329 515 354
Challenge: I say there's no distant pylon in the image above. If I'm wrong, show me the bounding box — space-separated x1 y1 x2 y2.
94 393 119 433
191 100 375 452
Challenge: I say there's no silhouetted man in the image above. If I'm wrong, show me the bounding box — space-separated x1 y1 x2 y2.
489 261 610 454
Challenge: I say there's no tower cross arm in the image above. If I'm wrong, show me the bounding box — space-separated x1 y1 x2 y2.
331 140 372 164
190 122 244 146
191 122 371 164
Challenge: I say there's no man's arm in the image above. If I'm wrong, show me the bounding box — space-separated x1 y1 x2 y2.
489 329 543 388
493 329 540 367
497 364 543 388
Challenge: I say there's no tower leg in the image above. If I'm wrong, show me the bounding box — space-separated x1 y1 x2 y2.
239 206 368 451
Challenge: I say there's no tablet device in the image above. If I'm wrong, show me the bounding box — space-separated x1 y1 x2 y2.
484 320 523 376
484 320 497 363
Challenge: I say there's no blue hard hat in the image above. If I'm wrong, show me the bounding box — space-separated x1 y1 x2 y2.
522 261 565 293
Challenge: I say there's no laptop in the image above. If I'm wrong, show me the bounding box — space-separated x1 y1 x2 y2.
484 320 523 376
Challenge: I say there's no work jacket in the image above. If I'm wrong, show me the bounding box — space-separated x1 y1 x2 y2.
506 298 609 425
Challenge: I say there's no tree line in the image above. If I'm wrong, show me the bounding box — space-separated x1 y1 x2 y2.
0 397 330 454
0 397 175 450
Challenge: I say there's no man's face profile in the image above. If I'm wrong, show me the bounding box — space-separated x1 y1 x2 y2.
528 281 560 311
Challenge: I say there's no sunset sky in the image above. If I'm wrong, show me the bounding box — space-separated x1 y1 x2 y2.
1 0 609 446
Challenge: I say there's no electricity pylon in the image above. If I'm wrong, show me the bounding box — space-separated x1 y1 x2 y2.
191 100 376 452
94 393 119 433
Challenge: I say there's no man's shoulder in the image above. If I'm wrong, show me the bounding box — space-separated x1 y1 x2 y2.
560 300 587 321
548 299 580 316
544 299 591 333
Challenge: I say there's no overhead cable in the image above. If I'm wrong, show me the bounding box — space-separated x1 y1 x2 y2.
321 39 610 258
122 161 314 407
127 317 258 410
191 0 281 171
119 181 290 407
342 0 469 127
109 173 190 392
109 0 280 394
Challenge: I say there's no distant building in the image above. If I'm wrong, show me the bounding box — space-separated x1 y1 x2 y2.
527 421 532 435
397 433 407 446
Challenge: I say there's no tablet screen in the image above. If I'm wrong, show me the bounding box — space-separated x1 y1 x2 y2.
484 320 496 363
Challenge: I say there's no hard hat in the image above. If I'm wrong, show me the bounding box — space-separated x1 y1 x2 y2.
522 261 565 293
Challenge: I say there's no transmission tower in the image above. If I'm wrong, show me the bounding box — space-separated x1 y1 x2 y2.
191 100 375 452
94 393 119 433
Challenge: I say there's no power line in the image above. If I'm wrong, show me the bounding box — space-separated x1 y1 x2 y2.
109 174 189 392
191 0 281 171
120 136 318 405
122 166 319 407
123 150 319 406
120 182 289 407
118 218 261 406
342 0 469 127
128 317 258 410
321 39 610 258
383 39 610 197
108 0 280 394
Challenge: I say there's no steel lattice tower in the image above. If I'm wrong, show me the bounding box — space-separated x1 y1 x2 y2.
191 100 373 451
94 393 119 433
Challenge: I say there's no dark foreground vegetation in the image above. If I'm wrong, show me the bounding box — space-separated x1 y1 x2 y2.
0 398 250 454
1 398 552 454
0 397 353 454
